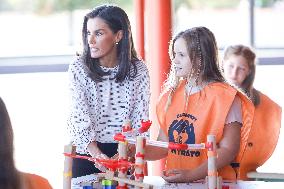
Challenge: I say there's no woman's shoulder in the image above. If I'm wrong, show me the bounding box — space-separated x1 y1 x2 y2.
69 56 88 72
133 60 149 73
68 56 90 79
131 60 149 81
22 172 52 189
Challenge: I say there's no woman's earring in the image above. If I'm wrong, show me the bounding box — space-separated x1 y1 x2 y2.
115 42 119 45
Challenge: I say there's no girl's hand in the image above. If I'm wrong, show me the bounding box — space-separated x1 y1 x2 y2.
162 169 191 183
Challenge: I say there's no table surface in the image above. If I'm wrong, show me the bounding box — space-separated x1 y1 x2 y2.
72 174 284 189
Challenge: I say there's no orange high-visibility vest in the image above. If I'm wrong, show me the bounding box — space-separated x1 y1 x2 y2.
23 172 53 189
156 81 253 180
235 92 282 180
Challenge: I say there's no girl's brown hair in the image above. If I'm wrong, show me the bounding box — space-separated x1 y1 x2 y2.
163 27 224 110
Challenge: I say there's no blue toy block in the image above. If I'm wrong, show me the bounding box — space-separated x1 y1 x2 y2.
102 185 116 189
83 185 93 189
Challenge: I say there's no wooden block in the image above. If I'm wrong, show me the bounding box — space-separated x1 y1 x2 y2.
63 144 76 189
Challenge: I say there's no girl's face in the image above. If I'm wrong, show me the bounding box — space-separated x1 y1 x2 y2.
223 54 250 87
172 37 192 78
87 17 121 59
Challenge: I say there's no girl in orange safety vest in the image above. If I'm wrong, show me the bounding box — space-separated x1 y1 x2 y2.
144 27 254 182
222 44 282 180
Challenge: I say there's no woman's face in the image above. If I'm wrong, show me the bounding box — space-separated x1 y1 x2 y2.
172 37 192 78
87 17 120 59
223 54 250 87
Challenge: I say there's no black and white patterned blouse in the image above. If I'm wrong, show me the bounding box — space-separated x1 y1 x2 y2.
67 57 150 154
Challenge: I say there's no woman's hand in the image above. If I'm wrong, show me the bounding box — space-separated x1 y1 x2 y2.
111 153 119 160
93 153 109 172
87 142 109 172
162 169 192 183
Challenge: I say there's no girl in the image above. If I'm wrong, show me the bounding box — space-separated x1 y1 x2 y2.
222 44 282 180
146 27 253 182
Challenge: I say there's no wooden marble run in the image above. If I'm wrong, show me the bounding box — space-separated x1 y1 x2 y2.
64 120 223 189
112 120 222 189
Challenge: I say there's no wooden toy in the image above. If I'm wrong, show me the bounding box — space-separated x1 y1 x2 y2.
63 144 76 189
64 120 223 189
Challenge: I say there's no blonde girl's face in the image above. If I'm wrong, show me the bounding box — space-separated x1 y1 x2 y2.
223 54 250 87
172 37 192 78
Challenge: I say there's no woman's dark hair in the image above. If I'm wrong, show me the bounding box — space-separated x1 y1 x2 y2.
169 26 224 83
81 4 139 82
223 44 260 106
0 97 21 189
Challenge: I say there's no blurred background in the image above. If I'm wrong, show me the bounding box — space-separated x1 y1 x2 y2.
0 0 283 188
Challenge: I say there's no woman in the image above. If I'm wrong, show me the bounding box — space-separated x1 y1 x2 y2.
222 44 282 180
145 27 253 182
0 97 53 189
67 4 150 178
